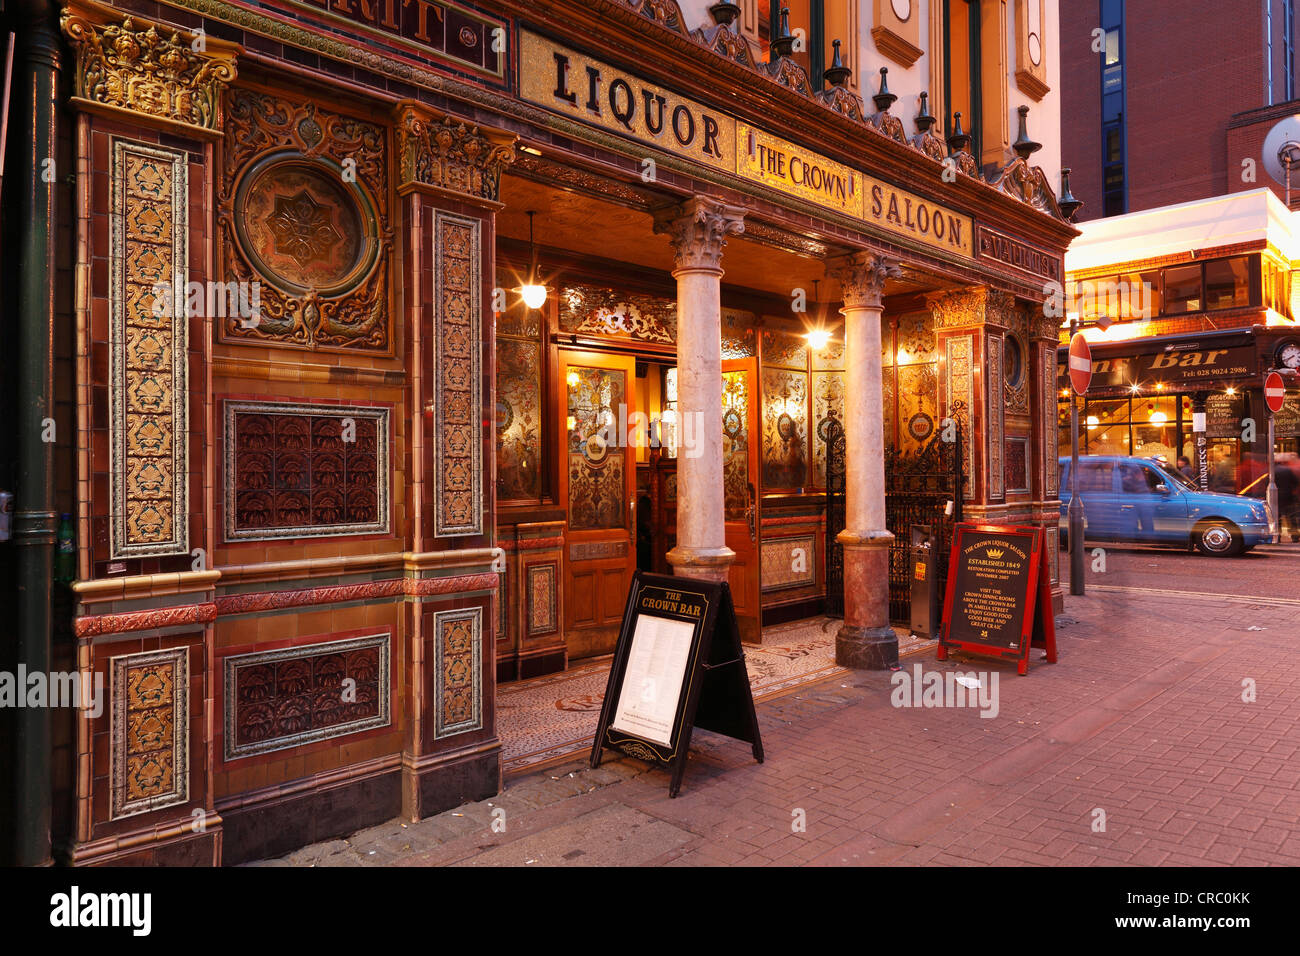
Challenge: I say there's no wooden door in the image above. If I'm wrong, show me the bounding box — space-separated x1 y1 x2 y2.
557 350 638 659
722 359 762 644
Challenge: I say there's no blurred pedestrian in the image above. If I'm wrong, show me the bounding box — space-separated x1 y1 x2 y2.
1276 452 1300 542
1177 455 1195 482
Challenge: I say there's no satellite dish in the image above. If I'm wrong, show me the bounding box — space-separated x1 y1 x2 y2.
1262 115 1300 184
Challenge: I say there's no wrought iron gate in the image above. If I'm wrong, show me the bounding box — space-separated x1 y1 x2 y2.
884 428 964 624
824 423 964 623
823 417 846 617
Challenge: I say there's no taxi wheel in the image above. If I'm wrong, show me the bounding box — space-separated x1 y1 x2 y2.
1193 521 1242 557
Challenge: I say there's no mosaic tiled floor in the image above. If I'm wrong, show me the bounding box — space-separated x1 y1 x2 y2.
499 617 935 775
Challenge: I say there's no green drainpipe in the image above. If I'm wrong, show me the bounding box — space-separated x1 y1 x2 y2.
13 0 60 867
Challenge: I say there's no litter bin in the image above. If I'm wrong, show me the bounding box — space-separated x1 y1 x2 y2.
910 524 939 639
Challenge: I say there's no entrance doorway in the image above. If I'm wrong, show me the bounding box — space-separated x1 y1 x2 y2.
557 349 637 659
722 358 762 643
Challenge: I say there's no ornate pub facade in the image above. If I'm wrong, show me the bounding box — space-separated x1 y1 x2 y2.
2 0 1074 865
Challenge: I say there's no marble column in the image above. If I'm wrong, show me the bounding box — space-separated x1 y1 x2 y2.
827 251 903 668
653 196 746 582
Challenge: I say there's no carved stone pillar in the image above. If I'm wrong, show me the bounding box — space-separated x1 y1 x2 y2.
653 197 746 582
826 251 902 668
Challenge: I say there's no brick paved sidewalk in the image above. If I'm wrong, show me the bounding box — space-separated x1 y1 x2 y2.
253 585 1300 866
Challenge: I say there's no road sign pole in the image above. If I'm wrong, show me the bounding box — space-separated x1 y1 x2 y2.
1265 371 1286 543
1069 392 1085 595
1267 411 1279 543
1068 319 1085 596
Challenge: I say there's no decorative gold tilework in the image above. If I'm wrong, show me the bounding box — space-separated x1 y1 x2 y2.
526 564 558 636
111 140 188 558
434 212 483 536
61 6 238 135
946 335 974 499
761 535 817 591
111 646 189 819
434 607 482 738
988 334 1004 500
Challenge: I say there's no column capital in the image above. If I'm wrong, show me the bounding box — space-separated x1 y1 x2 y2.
826 251 902 311
61 0 240 137
653 196 746 274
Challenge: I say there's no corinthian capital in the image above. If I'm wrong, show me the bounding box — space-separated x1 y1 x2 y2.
61 2 240 136
653 197 746 273
826 251 902 311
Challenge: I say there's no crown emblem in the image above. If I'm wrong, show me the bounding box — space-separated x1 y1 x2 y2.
986 548 1005 560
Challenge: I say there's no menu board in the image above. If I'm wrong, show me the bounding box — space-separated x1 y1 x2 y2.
610 615 696 747
938 523 1058 675
1275 393 1300 439
591 571 764 796
1206 393 1246 439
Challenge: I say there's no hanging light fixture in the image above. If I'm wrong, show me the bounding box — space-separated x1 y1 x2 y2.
515 211 548 310
804 279 832 351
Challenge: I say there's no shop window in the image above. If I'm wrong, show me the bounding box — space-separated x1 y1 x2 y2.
1207 439 1241 493
1203 256 1255 311
1058 403 1082 460
1105 126 1122 164
1098 0 1125 216
1076 278 1104 321
1103 28 1121 74
824 1 859 89
943 0 979 160
773 1 817 81
755 3 772 58
1122 271 1161 319
1268 260 1292 317
1102 156 1125 216
1163 264 1203 314
767 1 854 91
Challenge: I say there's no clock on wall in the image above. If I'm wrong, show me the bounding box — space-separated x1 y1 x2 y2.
1275 338 1300 371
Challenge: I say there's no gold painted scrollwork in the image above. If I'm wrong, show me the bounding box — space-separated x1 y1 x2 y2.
394 102 517 205
61 0 239 135
219 88 391 353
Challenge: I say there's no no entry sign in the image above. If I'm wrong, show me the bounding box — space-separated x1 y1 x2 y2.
1068 332 1092 396
1265 371 1286 414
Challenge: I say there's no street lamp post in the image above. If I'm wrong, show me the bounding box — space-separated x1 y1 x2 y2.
1068 316 1085 596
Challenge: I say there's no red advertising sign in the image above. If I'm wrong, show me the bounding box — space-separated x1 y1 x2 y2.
1068 332 1092 396
1265 371 1286 414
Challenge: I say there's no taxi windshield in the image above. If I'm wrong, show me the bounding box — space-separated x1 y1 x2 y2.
1152 460 1196 490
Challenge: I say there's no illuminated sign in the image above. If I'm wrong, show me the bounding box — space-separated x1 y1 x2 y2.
519 31 973 258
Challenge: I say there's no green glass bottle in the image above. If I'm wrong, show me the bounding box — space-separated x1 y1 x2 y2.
55 513 75 584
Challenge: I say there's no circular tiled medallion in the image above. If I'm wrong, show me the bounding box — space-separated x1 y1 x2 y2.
233 153 379 297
